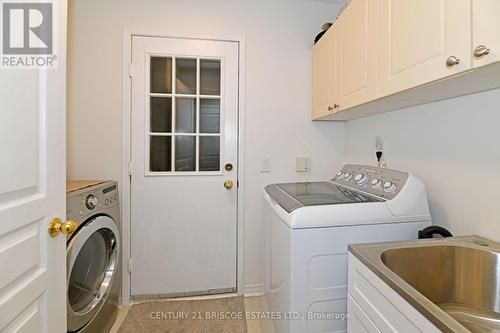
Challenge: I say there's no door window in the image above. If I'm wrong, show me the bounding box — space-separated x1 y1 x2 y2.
148 56 222 173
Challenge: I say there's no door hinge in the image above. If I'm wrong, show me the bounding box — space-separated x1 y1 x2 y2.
128 62 134 78
128 258 133 273
128 161 133 176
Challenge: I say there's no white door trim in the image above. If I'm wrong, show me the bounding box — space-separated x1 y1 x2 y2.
121 30 246 304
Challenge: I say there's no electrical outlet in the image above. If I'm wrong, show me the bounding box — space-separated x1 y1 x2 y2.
375 136 384 153
375 136 387 168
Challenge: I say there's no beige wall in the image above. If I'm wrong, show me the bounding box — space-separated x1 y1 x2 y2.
67 0 346 291
344 88 500 243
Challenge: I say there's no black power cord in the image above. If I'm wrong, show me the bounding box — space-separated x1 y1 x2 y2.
376 151 383 165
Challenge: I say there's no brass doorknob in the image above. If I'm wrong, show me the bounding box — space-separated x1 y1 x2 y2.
224 180 234 190
225 163 233 171
48 218 77 237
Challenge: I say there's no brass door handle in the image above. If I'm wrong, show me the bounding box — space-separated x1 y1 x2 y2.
224 180 234 190
225 163 233 171
48 218 77 237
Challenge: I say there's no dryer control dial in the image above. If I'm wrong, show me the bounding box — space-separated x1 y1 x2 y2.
85 194 98 210
355 174 368 186
371 179 381 188
383 182 397 192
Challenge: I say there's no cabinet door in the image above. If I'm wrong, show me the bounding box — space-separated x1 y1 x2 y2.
348 295 382 333
312 28 337 119
336 0 378 110
379 0 471 97
473 0 500 68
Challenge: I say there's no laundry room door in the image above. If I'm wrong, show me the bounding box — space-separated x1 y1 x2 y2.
130 36 239 297
0 0 67 331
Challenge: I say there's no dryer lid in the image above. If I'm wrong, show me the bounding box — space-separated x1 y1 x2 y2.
265 182 383 213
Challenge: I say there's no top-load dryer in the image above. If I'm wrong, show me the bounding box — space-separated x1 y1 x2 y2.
262 165 432 333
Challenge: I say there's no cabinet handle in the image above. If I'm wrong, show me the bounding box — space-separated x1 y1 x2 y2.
328 106 334 111
474 45 490 58
334 104 340 109
446 56 460 67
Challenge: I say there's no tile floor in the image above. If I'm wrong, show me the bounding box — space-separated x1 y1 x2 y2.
110 296 268 333
244 296 275 333
109 296 274 333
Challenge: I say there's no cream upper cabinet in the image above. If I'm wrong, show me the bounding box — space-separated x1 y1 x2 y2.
336 0 378 110
312 0 500 121
312 28 338 119
473 0 500 68
378 0 472 97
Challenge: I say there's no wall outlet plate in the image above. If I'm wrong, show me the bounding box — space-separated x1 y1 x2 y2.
296 157 310 172
376 136 384 152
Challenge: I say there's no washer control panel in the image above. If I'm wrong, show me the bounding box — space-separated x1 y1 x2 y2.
66 182 119 223
332 165 409 200
85 194 99 210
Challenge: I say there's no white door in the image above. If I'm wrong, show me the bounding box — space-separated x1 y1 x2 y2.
472 0 500 68
378 0 471 97
0 1 67 332
130 36 239 297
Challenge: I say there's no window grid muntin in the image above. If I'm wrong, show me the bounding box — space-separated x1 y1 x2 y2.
148 55 222 174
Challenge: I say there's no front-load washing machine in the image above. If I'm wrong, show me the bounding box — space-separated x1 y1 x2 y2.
262 165 432 333
66 181 121 333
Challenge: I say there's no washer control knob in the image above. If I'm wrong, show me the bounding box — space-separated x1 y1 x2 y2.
355 174 368 186
383 181 397 192
344 173 353 181
371 179 381 188
85 194 98 210
337 171 343 177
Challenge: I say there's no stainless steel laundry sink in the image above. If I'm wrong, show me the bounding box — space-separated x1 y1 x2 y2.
349 236 500 333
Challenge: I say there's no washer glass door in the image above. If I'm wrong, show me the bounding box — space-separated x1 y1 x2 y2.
67 216 120 332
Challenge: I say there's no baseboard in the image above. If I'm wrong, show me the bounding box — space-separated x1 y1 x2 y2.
244 284 264 297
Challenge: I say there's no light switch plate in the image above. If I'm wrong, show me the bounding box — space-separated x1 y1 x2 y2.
260 156 271 172
296 157 310 172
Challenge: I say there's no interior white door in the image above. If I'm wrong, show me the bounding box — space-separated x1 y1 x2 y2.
0 1 67 332
130 36 239 297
